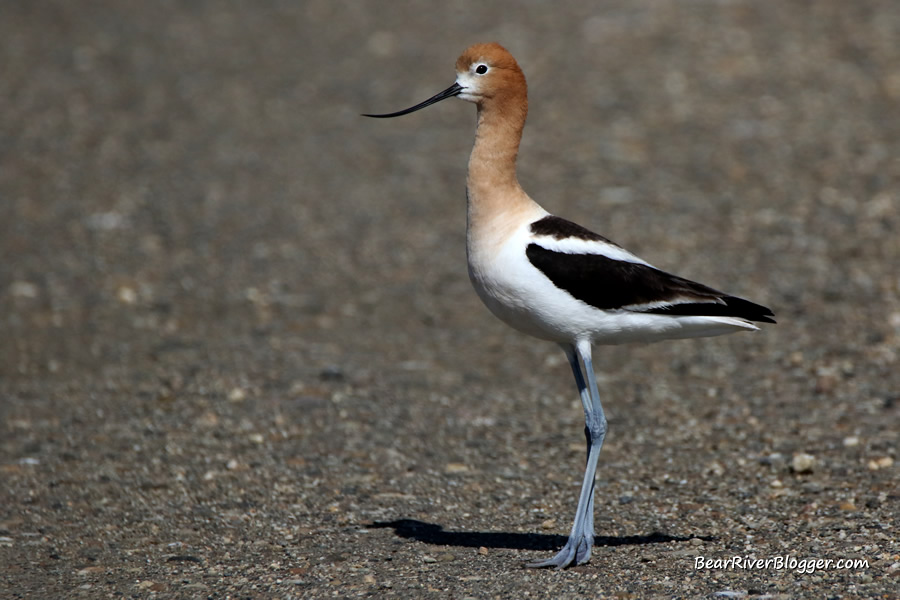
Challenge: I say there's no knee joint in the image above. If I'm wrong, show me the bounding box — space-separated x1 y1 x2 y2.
584 416 607 442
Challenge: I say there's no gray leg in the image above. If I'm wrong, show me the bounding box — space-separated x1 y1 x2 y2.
577 340 606 563
527 340 608 568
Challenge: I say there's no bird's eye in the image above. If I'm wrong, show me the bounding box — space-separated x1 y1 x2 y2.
475 64 488 75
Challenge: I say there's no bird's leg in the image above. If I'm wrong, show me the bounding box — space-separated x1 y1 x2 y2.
576 340 607 563
527 341 608 569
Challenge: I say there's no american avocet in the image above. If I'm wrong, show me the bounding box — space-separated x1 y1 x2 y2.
364 42 774 569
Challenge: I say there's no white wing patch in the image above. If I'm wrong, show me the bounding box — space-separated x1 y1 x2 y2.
530 235 653 267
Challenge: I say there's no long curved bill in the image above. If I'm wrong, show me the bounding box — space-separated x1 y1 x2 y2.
362 82 462 118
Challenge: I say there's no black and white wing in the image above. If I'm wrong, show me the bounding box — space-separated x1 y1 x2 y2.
526 216 775 323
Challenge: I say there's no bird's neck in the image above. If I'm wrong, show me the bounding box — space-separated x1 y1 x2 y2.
466 99 541 234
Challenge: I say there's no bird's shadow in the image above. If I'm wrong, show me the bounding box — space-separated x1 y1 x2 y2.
370 519 711 551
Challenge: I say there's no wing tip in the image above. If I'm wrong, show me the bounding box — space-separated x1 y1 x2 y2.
638 296 776 324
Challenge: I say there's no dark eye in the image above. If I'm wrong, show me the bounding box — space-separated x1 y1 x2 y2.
475 64 488 75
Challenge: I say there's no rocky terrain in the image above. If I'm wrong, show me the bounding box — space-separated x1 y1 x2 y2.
2 2 898 598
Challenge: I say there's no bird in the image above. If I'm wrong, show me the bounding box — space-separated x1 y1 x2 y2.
364 42 774 569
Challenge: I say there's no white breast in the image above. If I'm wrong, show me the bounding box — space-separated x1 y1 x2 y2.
467 220 589 342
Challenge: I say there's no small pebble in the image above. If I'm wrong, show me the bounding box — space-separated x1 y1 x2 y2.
800 481 824 493
10 281 38 298
706 461 725 477
788 351 805 366
117 285 138 304
759 453 783 466
791 453 816 474
867 456 893 470
319 366 344 381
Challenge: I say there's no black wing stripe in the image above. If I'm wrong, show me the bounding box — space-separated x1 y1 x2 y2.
530 215 620 245
525 244 775 323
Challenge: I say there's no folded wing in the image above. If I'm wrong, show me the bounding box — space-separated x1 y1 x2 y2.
525 220 775 324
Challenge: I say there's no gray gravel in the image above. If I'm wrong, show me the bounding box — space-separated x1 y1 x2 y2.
2 1 899 598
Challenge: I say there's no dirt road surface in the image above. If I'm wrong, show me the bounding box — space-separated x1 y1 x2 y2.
2 2 898 598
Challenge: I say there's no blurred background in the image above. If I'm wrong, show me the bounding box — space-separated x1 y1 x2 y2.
2 1 898 597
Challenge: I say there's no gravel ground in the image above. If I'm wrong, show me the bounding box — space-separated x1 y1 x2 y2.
2 1 899 598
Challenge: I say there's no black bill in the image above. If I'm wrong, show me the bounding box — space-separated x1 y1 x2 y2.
362 82 463 118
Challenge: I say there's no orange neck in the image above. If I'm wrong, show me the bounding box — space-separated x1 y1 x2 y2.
466 95 534 225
